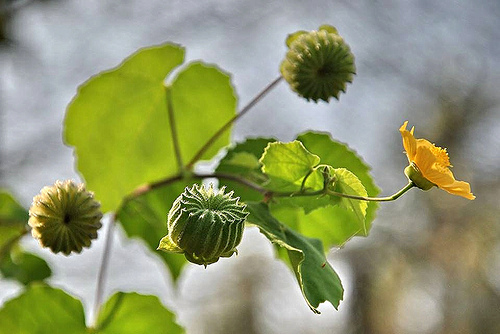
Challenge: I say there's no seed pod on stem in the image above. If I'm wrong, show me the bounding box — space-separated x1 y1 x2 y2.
158 184 248 267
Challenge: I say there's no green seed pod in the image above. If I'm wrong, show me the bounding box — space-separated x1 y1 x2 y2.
280 25 356 102
28 180 103 255
158 184 248 267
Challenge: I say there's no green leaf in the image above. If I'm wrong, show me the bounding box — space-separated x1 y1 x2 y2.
331 167 368 232
95 292 184 334
64 44 237 213
171 62 236 163
269 132 379 248
0 190 28 247
298 131 379 224
215 138 275 201
64 43 185 213
246 202 343 313
260 141 321 192
115 180 194 279
0 284 87 334
0 190 28 225
0 250 51 285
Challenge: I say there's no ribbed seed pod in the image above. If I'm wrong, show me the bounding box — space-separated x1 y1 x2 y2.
28 180 103 255
158 184 248 267
280 25 356 102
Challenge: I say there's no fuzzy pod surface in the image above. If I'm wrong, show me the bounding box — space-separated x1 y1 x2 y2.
28 180 103 255
158 184 248 267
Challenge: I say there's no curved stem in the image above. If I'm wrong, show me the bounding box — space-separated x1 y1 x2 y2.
165 85 184 172
193 173 415 202
327 181 415 202
91 214 116 327
185 76 283 170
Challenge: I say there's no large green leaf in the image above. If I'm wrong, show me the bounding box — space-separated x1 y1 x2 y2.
260 141 321 192
64 44 237 213
215 138 275 201
95 292 184 334
0 284 87 334
0 250 51 285
64 44 184 213
246 202 343 313
115 180 194 279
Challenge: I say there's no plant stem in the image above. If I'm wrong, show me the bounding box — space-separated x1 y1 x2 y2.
165 85 184 172
185 76 283 170
327 181 415 202
92 214 116 327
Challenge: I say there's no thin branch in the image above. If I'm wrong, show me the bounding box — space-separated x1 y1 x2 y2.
326 182 415 202
185 76 283 169
193 172 268 194
91 214 116 327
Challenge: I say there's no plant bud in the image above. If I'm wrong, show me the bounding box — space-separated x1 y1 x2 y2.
158 184 248 267
28 180 103 255
404 163 435 191
280 25 356 102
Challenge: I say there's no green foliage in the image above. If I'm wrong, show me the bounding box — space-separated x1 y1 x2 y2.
7 28 385 327
0 191 50 286
64 43 237 213
246 202 343 313
115 181 192 279
298 132 380 225
260 140 321 192
268 132 379 248
0 250 51 285
0 285 184 334
215 138 275 201
94 292 184 334
0 190 28 248
213 133 376 308
0 284 87 334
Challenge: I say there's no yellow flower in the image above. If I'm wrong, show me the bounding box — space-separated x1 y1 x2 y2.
400 121 475 200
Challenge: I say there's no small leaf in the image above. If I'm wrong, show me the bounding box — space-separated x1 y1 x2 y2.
95 292 184 334
0 190 28 225
0 251 52 285
116 181 192 279
0 284 87 334
215 138 275 202
0 190 28 248
298 131 379 225
331 167 368 233
260 141 321 191
246 202 343 312
269 132 379 248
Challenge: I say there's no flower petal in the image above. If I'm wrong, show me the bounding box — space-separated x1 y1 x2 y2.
400 121 417 162
421 164 455 186
438 180 475 200
413 146 437 176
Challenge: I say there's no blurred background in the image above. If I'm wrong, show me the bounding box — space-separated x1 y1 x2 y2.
1 0 499 333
